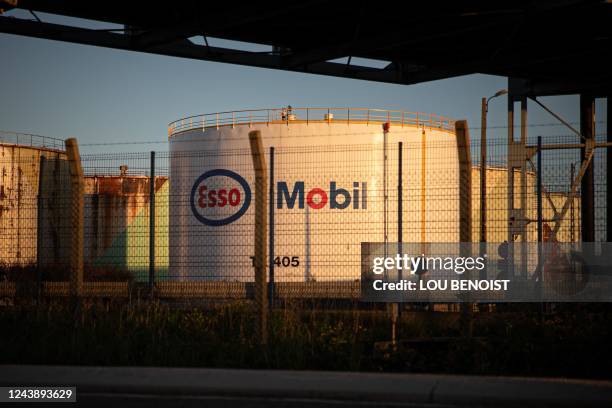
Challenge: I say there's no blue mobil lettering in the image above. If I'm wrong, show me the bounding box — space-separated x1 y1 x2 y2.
277 181 367 210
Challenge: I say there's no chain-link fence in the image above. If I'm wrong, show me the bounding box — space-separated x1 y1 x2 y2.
0 126 605 303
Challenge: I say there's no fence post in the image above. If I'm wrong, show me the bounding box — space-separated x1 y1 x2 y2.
149 151 156 296
36 155 46 303
455 121 473 337
65 138 84 301
268 146 275 312
249 130 268 345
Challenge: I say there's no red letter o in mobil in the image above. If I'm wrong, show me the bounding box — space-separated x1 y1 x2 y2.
306 188 328 209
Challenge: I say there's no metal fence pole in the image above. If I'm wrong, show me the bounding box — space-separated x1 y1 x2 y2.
397 142 403 322
149 151 156 296
268 146 275 312
65 138 84 301
480 97 487 280
249 130 268 345
397 141 403 276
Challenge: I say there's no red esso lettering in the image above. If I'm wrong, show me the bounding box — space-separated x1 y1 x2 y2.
198 185 241 208
228 188 240 206
198 186 207 208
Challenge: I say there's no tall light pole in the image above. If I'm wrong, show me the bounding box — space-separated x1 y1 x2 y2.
481 89 507 247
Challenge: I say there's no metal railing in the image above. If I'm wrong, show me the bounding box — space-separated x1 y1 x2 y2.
168 108 456 137
0 130 65 151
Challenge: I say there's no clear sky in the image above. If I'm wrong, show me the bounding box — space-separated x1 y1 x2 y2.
0 11 606 155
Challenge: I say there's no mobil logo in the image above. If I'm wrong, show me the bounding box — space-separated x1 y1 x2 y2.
277 181 367 210
190 169 251 226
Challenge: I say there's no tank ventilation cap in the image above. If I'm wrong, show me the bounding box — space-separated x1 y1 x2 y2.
119 165 128 176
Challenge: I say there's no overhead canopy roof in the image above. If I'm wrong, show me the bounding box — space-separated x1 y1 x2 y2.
1 0 611 96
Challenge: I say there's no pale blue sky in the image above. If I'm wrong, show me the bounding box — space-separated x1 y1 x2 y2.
0 11 606 155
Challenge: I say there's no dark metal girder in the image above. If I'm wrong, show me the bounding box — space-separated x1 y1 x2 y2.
2 0 611 96
283 0 601 69
284 11 519 68
133 2 325 49
0 15 461 85
510 76 612 98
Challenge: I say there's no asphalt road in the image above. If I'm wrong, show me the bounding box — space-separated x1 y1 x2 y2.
2 365 612 407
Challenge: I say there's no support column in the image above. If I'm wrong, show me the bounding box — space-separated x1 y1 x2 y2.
580 94 595 242
507 79 530 278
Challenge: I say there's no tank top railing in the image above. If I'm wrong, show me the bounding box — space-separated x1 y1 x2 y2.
168 108 455 137
0 130 65 151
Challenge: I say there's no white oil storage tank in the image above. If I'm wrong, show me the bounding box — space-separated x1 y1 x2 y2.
168 108 460 282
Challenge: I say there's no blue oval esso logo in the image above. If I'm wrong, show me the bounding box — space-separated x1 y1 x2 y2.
190 169 251 226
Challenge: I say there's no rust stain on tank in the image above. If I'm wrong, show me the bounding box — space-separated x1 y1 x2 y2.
1 142 69 266
84 175 167 256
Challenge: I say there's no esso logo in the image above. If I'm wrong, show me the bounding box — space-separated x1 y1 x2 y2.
190 169 251 226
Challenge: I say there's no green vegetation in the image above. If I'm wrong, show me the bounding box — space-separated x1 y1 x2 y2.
1 301 611 378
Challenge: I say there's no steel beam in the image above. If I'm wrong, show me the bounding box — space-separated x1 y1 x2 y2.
531 97 583 140
0 16 461 86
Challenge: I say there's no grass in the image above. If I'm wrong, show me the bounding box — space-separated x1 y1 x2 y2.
0 262 133 282
1 300 611 378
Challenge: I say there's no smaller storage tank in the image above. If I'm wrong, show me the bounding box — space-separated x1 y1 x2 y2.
0 133 70 267
84 169 169 281
471 167 580 243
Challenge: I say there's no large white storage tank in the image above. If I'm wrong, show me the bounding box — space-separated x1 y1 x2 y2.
168 108 459 281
